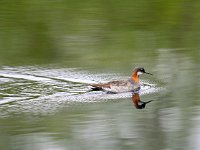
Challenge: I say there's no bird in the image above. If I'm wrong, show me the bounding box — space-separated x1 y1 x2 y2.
90 67 153 93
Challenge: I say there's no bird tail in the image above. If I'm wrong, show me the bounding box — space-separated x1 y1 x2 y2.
89 84 103 91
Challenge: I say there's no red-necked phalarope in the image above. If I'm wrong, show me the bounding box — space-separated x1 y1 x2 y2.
90 67 152 93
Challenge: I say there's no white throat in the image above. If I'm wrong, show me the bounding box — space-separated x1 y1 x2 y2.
137 71 143 76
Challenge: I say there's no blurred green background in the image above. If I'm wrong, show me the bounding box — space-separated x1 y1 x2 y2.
0 0 199 67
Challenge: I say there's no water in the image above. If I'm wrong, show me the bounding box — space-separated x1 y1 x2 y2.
0 66 161 115
0 1 200 150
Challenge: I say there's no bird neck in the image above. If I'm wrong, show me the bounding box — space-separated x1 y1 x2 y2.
132 71 140 83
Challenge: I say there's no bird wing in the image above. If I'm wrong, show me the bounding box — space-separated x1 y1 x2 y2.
91 80 128 87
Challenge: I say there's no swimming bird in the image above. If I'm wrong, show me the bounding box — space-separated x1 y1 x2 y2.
90 67 152 93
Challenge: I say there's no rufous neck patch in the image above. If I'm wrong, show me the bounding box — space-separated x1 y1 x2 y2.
132 72 140 83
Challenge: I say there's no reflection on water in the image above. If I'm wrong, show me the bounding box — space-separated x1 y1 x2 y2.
132 92 154 109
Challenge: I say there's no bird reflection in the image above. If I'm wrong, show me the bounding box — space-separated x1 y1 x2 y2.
132 93 153 109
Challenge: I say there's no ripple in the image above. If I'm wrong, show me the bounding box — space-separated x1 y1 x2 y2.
0 66 163 117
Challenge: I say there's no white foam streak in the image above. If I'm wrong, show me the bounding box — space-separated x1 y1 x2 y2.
0 73 52 82
0 66 163 116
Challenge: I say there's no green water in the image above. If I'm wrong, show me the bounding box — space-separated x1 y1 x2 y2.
0 0 200 150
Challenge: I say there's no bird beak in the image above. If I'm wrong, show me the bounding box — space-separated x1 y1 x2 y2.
144 72 153 75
